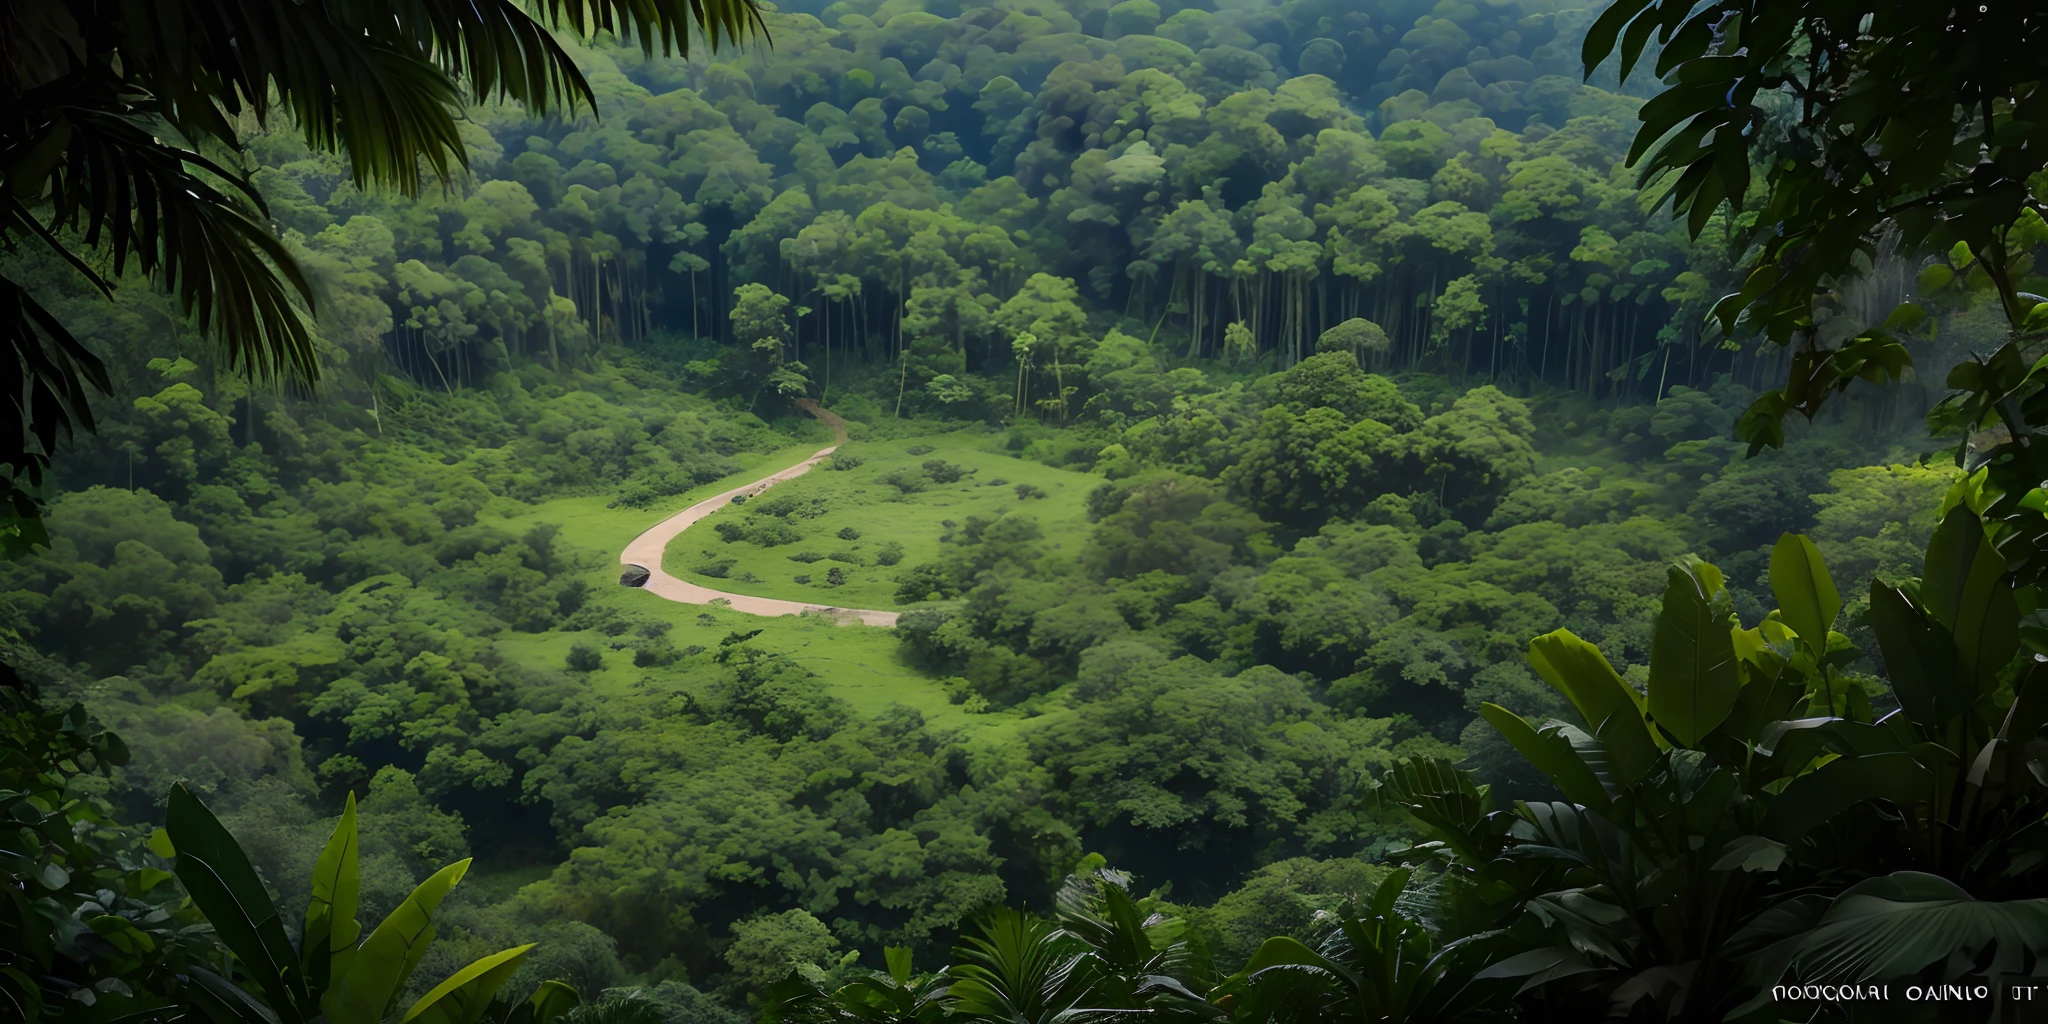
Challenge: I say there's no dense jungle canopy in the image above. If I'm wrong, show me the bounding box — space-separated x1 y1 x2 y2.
5 0 2048 1022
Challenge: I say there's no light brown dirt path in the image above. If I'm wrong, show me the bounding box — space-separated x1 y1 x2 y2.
619 400 899 627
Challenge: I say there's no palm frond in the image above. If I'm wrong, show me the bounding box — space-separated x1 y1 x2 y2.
529 0 770 61
36 100 316 383
0 0 774 540
0 276 106 477
350 0 594 113
1788 873 2048 982
950 910 1094 1024
102 1 471 196
115 0 765 197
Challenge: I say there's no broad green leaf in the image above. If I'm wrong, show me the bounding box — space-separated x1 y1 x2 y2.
1881 301 1926 332
168 784 308 1019
2026 302 2048 332
1581 0 1656 74
1759 753 1931 843
1723 895 1830 1013
1243 935 1332 974
1371 757 1499 862
1735 390 1789 453
1232 934 1346 1024
1648 559 1739 747
520 981 581 1024
1528 629 1661 785
1722 640 1805 743
1477 703 1609 811
1369 867 1409 918
1792 872 2048 981
4 887 52 970
1710 834 1787 873
1769 535 1840 653
184 965 286 1024
1936 467 1991 519
305 792 361 996
1969 662 2048 788
1472 946 1598 995
401 944 534 1024
322 859 471 1024
1916 263 1954 294
33 862 66 890
884 946 912 986
1920 508 2020 692
2 964 47 1022
1836 335 1911 383
1615 0 1662 81
1866 583 1952 729
1516 801 1635 894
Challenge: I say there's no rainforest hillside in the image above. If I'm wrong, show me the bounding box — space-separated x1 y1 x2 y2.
1 0 1997 1017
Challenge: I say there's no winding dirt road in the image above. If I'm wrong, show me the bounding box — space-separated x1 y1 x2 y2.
619 401 900 627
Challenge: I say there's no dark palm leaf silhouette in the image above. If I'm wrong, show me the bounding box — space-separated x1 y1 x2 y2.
948 908 1099 1024
763 947 954 1024
0 0 767 544
1053 869 1219 1020
1220 869 1505 1024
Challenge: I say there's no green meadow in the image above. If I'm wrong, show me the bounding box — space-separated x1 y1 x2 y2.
481 432 1070 745
659 430 1099 611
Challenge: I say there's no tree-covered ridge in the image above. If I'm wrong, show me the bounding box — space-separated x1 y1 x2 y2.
0 307 1944 1004
234 0 1761 420
5 0 2026 1018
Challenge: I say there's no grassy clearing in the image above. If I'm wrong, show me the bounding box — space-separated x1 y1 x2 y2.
489 605 1052 744
486 440 828 557
660 429 1100 610
483 433 1063 745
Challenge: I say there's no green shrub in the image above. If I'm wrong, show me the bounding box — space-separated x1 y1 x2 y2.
567 643 604 672
881 469 926 493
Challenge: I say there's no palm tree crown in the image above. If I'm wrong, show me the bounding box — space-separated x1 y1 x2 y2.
0 0 767 544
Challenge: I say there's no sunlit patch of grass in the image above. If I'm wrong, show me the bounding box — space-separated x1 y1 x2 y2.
482 434 1073 744
660 430 1097 609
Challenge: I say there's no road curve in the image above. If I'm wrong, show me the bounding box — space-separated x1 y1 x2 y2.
619 400 900 627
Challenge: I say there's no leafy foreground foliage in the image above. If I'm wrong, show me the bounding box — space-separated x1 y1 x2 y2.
164 784 580 1024
0 0 766 543
771 504 2048 1024
1583 0 2048 458
0 310 1954 1008
1219 868 1500 1024
0 681 210 1021
1371 505 2048 1020
0 680 591 1024
9 179 1958 988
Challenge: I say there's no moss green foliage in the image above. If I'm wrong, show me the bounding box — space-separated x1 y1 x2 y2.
0 0 1996 1015
664 433 1096 607
1364 514 2048 1017
0 687 214 1022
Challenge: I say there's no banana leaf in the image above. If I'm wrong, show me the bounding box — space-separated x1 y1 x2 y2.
167 785 308 1020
